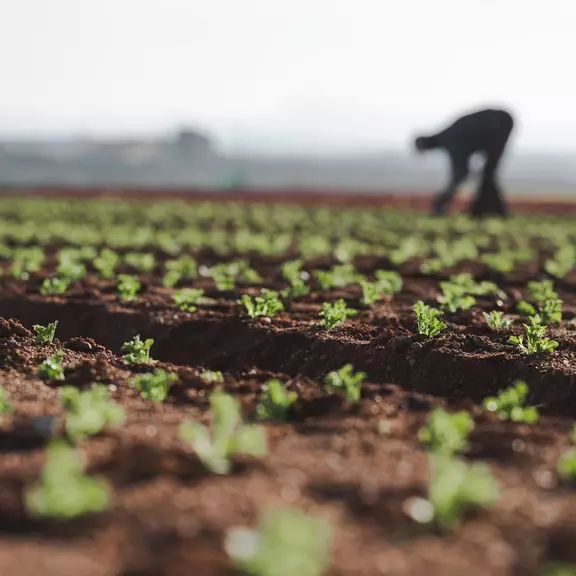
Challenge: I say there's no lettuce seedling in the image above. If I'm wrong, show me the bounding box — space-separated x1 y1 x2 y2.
318 299 358 331
24 440 111 519
225 507 332 576
172 288 204 312
256 379 298 421
0 386 12 423
425 453 499 529
130 369 178 402
281 278 310 300
483 310 513 329
41 276 70 296
482 380 539 423
38 351 65 381
179 389 267 475
418 408 474 456
162 269 181 288
33 321 58 345
413 300 446 337
59 384 125 442
200 370 224 383
324 364 365 403
56 260 86 282
122 335 154 364
239 289 284 318
360 280 382 306
124 252 155 273
117 274 141 302
93 249 119 279
281 259 306 284
528 279 558 302
508 317 559 354
374 270 403 295
557 449 576 482
437 282 476 313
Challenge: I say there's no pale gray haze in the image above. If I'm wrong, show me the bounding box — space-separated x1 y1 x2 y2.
1 0 576 193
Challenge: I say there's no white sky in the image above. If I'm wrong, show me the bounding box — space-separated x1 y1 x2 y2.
0 0 574 152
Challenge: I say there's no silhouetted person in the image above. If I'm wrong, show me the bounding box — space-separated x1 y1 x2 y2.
414 109 514 218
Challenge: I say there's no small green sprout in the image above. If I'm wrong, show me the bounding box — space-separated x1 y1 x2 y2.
557 449 576 482
93 249 119 278
225 507 332 576
121 335 154 364
437 282 476 313
117 274 141 302
374 270 403 295
200 370 224 383
38 351 65 381
483 310 513 329
418 408 474 456
59 385 125 442
482 380 539 423
0 386 12 422
425 453 499 529
281 278 310 300
517 298 563 325
179 389 267 475
239 289 284 318
318 299 358 331
256 379 298 421
24 440 111 519
162 269 181 288
40 277 70 295
33 321 59 345
172 288 204 312
130 369 178 402
56 260 86 282
508 317 559 354
527 279 558 302
324 364 365 403
124 252 155 273
281 259 305 284
360 280 382 306
516 300 536 317
413 300 446 337
541 563 576 576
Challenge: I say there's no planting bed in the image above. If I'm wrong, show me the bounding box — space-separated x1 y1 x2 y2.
0 194 576 575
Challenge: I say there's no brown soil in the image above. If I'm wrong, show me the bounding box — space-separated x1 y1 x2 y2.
0 191 576 575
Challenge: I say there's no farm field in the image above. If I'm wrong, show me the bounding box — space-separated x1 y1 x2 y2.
0 194 576 575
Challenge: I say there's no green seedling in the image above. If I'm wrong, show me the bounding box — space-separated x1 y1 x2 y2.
545 256 575 279
374 270 403 295
40 276 70 295
418 408 474 456
256 379 298 421
117 274 141 302
413 300 446 337
200 370 224 383
557 449 576 482
59 384 125 442
93 248 119 278
425 453 499 529
281 259 306 284
360 280 382 306
130 369 178 403
508 317 559 354
179 389 267 475
24 440 111 519
124 251 155 273
239 289 284 318
281 278 310 300
318 299 358 331
33 321 58 345
420 258 444 275
482 380 539 423
528 279 558 302
437 282 476 313
517 298 563 325
172 288 204 312
225 507 332 576
121 335 154 364
0 386 12 423
314 264 361 291
38 351 65 381
483 310 513 329
541 563 576 576
162 269 182 288
324 364 365 403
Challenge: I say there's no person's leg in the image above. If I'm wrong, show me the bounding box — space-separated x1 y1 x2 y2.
431 153 469 216
469 126 512 218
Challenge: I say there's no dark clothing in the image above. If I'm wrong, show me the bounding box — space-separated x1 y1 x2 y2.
418 109 514 218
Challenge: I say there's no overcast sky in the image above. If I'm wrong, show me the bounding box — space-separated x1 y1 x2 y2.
0 0 574 153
